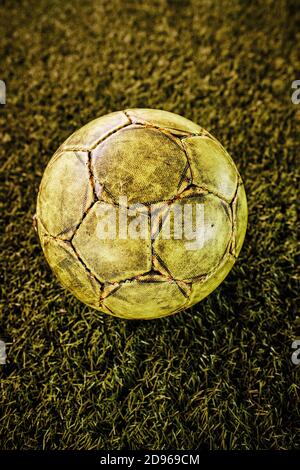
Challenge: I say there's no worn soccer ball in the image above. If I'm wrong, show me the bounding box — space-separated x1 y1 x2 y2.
36 109 247 319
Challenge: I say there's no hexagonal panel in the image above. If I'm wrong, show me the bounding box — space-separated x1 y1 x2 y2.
183 135 238 202
125 108 204 135
103 278 187 319
37 151 94 238
233 182 248 256
91 126 188 204
60 111 130 151
186 254 236 308
153 194 232 281
41 236 101 308
72 201 152 283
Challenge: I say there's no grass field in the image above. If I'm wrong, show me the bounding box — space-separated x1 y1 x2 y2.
0 0 299 450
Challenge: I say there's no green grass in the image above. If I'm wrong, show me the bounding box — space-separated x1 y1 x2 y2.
0 0 299 450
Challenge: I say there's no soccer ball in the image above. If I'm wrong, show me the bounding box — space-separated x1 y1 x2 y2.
36 109 247 319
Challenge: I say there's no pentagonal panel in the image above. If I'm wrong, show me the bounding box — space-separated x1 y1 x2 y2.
186 254 236 308
153 194 232 280
91 126 187 204
183 136 238 202
60 111 130 151
125 108 204 135
41 236 101 308
233 182 248 256
103 278 187 319
72 201 152 282
37 151 94 238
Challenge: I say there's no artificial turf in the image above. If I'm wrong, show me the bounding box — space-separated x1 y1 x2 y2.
0 0 299 450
